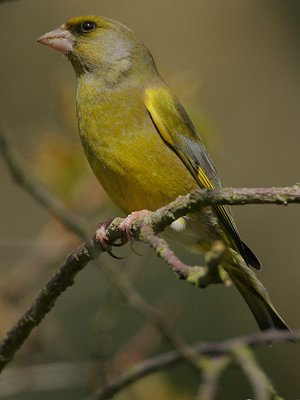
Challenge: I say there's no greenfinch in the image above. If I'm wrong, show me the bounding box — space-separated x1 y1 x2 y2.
38 16 289 331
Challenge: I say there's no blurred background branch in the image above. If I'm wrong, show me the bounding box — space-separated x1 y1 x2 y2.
94 329 297 400
196 355 230 400
231 344 282 400
0 124 87 239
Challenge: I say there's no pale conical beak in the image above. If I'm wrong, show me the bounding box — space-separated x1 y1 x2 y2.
37 26 74 54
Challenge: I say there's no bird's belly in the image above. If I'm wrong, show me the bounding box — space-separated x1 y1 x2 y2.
84 129 197 213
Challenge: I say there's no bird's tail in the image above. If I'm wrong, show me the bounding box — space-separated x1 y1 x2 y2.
226 256 290 332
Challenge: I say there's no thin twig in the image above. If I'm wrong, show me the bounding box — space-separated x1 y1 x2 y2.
144 185 300 237
140 225 228 287
139 224 191 279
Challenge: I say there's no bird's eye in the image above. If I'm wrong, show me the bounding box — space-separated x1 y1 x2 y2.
80 21 96 33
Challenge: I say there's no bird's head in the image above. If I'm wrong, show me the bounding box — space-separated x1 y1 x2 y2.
37 15 156 82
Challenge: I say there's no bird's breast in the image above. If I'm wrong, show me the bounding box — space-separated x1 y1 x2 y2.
76 83 197 213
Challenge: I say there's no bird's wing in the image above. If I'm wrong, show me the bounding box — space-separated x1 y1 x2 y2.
144 86 260 269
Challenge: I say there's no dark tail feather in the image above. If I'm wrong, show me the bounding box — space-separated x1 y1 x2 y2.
227 262 290 332
242 240 261 270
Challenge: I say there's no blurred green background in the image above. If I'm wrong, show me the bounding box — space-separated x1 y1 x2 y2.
0 0 299 399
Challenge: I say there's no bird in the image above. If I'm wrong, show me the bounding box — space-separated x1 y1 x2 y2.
37 15 290 332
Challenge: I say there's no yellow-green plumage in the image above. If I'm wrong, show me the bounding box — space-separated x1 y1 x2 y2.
38 15 290 332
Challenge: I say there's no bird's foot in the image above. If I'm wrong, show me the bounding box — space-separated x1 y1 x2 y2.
119 209 151 242
95 218 123 259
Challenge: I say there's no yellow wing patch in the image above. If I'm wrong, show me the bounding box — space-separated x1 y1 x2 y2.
144 88 175 146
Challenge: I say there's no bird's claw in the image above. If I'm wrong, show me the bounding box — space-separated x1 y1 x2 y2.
95 211 150 258
95 218 124 259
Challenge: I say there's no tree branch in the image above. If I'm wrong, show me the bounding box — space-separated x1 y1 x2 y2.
146 185 300 233
0 180 298 372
